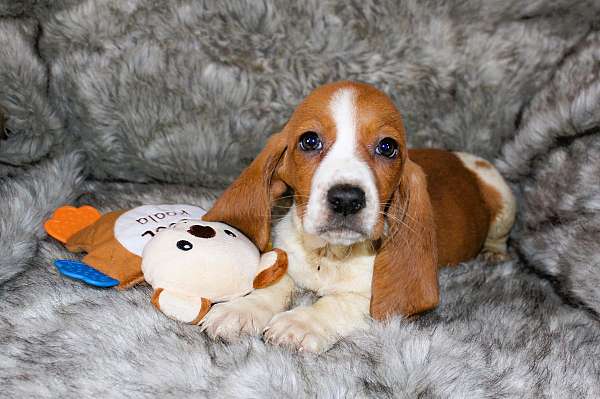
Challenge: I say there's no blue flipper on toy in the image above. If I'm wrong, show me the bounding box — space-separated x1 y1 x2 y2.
54 259 120 288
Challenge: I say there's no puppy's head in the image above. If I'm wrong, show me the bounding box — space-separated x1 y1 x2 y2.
276 82 407 246
204 81 439 319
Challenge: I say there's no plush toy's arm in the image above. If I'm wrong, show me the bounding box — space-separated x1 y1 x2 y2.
253 248 288 289
151 289 212 325
64 210 124 253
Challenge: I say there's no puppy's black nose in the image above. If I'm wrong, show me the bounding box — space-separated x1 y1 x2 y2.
327 184 366 216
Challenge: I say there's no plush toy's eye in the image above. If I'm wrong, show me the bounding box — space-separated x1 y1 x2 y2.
224 229 237 238
176 240 193 251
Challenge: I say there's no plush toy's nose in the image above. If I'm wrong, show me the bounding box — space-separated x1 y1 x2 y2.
188 225 216 238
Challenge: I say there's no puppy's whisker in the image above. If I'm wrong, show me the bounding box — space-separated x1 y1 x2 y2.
376 201 420 229
378 211 417 236
275 194 311 200
378 211 415 248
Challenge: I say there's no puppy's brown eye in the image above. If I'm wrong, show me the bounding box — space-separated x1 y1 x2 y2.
299 131 322 152
375 137 399 159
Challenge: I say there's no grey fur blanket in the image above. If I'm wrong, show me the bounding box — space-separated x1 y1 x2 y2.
2 1 600 397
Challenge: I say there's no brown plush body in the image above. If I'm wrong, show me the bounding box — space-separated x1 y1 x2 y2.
65 211 144 288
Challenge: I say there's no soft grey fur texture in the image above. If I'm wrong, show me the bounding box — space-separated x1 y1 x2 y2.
40 0 599 186
0 19 63 165
0 152 84 284
2 0 600 397
0 0 81 19
499 31 600 316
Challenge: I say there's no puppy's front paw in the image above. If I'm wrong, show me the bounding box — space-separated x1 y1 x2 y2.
263 307 335 353
200 297 274 342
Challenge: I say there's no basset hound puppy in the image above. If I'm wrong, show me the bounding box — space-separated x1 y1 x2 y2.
201 81 516 353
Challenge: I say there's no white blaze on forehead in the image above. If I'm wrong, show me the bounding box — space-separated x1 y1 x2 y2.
302 88 379 241
330 89 357 151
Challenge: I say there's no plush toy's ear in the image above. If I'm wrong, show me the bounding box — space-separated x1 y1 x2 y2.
203 133 288 251
370 160 440 320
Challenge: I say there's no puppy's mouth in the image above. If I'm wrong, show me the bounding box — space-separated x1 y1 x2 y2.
317 227 366 246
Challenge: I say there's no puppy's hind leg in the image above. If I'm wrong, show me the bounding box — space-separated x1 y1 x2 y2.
455 152 517 262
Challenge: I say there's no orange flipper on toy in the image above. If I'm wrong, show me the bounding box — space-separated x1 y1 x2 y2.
44 205 102 244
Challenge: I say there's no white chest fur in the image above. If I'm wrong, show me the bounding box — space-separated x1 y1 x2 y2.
272 208 375 297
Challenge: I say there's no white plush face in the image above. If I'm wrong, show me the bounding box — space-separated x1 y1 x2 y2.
141 220 261 301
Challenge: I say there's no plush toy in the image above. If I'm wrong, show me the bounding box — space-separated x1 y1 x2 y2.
142 219 287 324
44 204 207 288
44 204 288 324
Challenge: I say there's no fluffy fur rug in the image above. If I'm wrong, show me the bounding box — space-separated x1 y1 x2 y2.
1 0 600 397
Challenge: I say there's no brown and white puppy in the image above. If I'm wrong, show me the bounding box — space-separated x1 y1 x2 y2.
201 81 516 352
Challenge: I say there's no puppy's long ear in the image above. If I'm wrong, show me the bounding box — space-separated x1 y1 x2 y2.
370 160 439 320
203 132 287 252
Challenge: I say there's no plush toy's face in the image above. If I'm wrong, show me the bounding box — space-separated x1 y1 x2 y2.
141 220 261 301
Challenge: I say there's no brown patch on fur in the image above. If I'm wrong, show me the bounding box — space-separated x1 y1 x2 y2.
151 288 164 309
253 248 288 289
475 160 492 169
190 298 212 325
473 175 503 223
370 160 439 320
409 149 491 265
